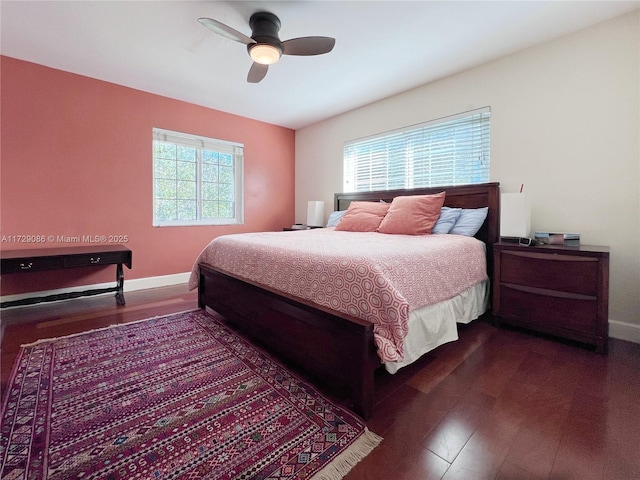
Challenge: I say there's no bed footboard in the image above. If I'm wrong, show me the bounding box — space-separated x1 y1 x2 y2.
198 263 380 419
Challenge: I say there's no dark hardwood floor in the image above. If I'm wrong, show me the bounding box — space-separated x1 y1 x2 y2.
2 285 639 479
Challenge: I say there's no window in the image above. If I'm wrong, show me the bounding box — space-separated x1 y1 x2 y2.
152 128 244 226
344 107 490 192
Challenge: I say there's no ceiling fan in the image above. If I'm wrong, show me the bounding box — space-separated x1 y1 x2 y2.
198 12 335 83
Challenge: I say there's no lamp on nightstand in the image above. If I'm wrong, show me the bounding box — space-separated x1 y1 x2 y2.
306 201 325 227
500 193 530 239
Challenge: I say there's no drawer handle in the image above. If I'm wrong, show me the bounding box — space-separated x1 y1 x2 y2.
20 262 33 270
90 257 101 264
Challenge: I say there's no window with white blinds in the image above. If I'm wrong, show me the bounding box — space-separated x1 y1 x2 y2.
152 128 244 226
343 107 490 192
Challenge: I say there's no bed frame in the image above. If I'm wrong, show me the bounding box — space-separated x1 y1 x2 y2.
198 182 500 419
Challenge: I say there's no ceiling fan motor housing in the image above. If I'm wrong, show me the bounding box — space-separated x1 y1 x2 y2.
248 11 283 54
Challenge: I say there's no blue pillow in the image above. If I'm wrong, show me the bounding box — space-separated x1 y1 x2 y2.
432 207 462 234
326 210 347 227
449 207 489 236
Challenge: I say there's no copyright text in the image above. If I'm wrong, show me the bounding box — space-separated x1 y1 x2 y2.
1 234 129 244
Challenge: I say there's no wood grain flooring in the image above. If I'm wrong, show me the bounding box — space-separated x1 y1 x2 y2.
2 284 639 479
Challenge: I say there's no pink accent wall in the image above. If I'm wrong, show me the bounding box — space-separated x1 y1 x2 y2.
0 56 295 296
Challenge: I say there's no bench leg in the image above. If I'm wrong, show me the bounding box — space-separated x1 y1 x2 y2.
115 263 126 306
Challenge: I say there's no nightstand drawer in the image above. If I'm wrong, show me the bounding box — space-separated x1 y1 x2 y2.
1 256 64 273
500 285 597 333
500 250 598 296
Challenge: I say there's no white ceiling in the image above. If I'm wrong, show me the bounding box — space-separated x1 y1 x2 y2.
2 1 638 130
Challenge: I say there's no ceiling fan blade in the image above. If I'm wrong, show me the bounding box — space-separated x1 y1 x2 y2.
247 62 268 83
282 36 335 56
198 17 255 45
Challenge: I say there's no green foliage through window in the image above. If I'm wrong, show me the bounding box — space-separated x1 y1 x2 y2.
153 129 244 226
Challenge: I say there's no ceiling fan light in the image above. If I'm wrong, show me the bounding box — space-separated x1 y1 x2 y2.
249 44 281 65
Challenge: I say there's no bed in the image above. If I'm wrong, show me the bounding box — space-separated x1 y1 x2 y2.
192 182 500 419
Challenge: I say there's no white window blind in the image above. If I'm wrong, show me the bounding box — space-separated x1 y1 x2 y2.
344 107 490 192
152 128 244 226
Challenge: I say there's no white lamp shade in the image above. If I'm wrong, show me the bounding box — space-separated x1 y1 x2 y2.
306 201 325 227
500 193 530 238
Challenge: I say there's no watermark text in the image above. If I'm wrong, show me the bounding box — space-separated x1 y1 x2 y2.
2 234 129 244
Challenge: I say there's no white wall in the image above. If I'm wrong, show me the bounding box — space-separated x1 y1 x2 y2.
295 11 640 337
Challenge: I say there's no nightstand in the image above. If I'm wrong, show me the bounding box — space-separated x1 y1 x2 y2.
282 226 323 231
493 242 610 353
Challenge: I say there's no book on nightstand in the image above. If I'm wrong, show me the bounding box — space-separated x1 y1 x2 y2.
534 232 580 246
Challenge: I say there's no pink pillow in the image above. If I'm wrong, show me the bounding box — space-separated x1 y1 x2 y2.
334 201 390 232
377 192 446 235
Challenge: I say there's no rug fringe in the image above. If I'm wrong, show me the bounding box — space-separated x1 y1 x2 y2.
309 428 383 480
20 308 200 347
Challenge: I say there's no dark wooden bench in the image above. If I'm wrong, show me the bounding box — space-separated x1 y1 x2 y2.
1 245 132 308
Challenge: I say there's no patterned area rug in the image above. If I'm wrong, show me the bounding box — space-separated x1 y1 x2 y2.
1 309 381 479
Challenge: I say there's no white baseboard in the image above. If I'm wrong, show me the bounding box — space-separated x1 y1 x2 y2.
0 272 192 307
608 319 640 345
124 272 192 291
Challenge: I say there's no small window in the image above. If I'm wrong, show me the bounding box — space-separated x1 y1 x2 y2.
344 107 490 192
153 128 244 226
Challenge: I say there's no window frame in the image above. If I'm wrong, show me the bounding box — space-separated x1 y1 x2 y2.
152 128 244 227
343 107 490 193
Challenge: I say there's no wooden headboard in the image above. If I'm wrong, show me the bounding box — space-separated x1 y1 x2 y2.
334 182 501 277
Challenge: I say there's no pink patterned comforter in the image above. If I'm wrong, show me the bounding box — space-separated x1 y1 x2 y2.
189 228 487 363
